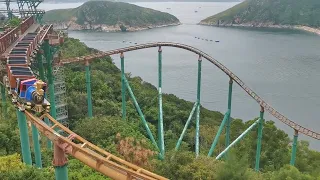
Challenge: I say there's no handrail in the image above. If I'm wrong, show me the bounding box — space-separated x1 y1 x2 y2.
20 16 35 34
0 26 19 53
60 42 320 140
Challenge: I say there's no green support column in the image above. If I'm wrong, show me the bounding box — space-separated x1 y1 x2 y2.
255 106 264 171
124 76 159 150
120 52 126 120
85 60 93 118
44 39 68 179
16 110 32 165
195 55 202 157
1 85 6 119
53 144 68 180
55 166 68 180
158 46 165 159
37 50 52 149
31 124 42 168
225 78 233 148
290 130 299 166
37 51 45 82
44 39 57 119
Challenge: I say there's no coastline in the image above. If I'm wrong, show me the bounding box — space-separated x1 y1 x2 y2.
199 22 320 36
51 21 181 32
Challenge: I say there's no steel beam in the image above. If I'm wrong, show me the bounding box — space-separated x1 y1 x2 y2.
55 166 68 180
31 123 42 168
85 60 93 118
1 85 6 119
36 49 52 149
207 110 230 157
225 78 233 148
195 55 202 157
36 51 45 83
123 76 159 150
53 144 68 180
120 52 126 120
290 129 299 166
255 107 264 171
37 51 52 148
216 118 260 160
175 102 198 151
44 39 56 119
158 46 165 158
16 110 32 165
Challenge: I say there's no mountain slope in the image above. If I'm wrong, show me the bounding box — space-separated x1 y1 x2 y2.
43 1 180 31
200 0 320 29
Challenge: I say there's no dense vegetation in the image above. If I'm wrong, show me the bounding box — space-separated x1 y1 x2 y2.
0 37 319 179
43 1 179 29
200 0 320 27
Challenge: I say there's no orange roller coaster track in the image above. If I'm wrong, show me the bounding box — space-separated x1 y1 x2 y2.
25 111 168 180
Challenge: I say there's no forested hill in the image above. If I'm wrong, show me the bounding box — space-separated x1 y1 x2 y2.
43 1 180 32
200 0 320 28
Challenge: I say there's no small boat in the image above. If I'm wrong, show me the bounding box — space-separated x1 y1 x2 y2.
195 11 198 13
215 40 220 42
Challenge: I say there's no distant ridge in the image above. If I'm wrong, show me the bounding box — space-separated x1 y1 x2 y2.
199 0 320 35
43 1 180 32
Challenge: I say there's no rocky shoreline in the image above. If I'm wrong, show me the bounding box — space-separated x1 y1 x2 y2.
199 21 320 36
52 21 181 32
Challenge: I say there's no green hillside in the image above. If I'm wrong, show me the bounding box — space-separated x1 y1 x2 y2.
200 0 320 27
43 0 179 30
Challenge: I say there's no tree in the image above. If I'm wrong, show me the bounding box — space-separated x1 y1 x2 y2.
267 165 313 180
6 17 21 27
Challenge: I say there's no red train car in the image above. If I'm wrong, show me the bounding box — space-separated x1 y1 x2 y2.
15 42 33 50
6 66 35 89
10 47 32 57
6 56 28 69
19 40 35 52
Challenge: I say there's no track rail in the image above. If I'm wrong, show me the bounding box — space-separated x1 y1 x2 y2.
60 42 320 140
25 111 167 180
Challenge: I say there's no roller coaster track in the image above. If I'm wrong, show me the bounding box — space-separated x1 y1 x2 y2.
1 20 168 179
60 42 320 140
25 111 167 180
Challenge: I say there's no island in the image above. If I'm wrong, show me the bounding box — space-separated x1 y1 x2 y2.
43 1 180 32
199 0 320 35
